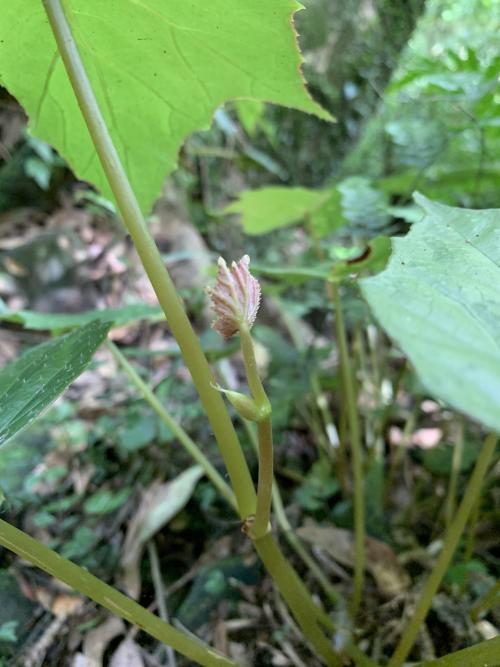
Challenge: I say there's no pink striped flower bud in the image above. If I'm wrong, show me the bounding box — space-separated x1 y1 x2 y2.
207 255 261 338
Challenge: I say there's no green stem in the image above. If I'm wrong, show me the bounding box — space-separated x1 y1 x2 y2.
470 579 500 622
236 402 343 609
463 497 480 566
239 325 273 539
388 433 498 667
332 285 365 619
0 520 237 667
239 325 269 411
254 532 343 667
271 482 343 607
147 541 178 666
444 421 464 529
107 341 237 511
253 417 274 539
43 0 255 521
42 3 342 662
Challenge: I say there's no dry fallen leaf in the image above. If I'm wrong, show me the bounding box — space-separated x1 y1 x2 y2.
297 521 410 598
121 465 204 598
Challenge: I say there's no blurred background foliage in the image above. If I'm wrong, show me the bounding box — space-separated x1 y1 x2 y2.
1 0 500 665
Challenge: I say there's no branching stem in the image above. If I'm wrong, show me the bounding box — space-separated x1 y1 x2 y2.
239 325 273 539
43 0 256 520
38 2 350 664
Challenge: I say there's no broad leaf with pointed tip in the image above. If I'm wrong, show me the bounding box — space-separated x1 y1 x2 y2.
0 0 330 214
0 320 111 447
362 194 500 432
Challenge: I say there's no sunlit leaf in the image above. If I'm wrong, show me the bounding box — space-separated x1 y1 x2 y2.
0 0 330 214
223 185 344 236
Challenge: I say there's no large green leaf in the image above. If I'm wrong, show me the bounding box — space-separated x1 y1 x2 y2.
362 194 500 432
0 320 111 447
0 1 330 215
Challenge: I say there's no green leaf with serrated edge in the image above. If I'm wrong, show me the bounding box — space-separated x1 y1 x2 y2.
0 1 331 215
0 320 111 447
0 304 164 332
362 193 500 432
224 186 345 236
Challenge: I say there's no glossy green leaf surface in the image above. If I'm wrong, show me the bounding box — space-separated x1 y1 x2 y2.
0 320 111 447
0 0 330 214
362 194 500 431
223 185 344 236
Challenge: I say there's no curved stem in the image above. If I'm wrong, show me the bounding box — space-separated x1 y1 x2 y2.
238 325 273 538
43 0 256 520
271 481 343 607
233 393 344 609
107 341 237 511
239 325 270 411
0 520 237 667
254 533 342 667
388 433 498 667
332 285 365 618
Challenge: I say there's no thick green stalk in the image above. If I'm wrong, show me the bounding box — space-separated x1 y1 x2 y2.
254 533 342 667
0 520 237 667
332 285 365 618
235 398 343 609
107 341 237 510
41 3 341 662
43 0 255 520
389 433 498 667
